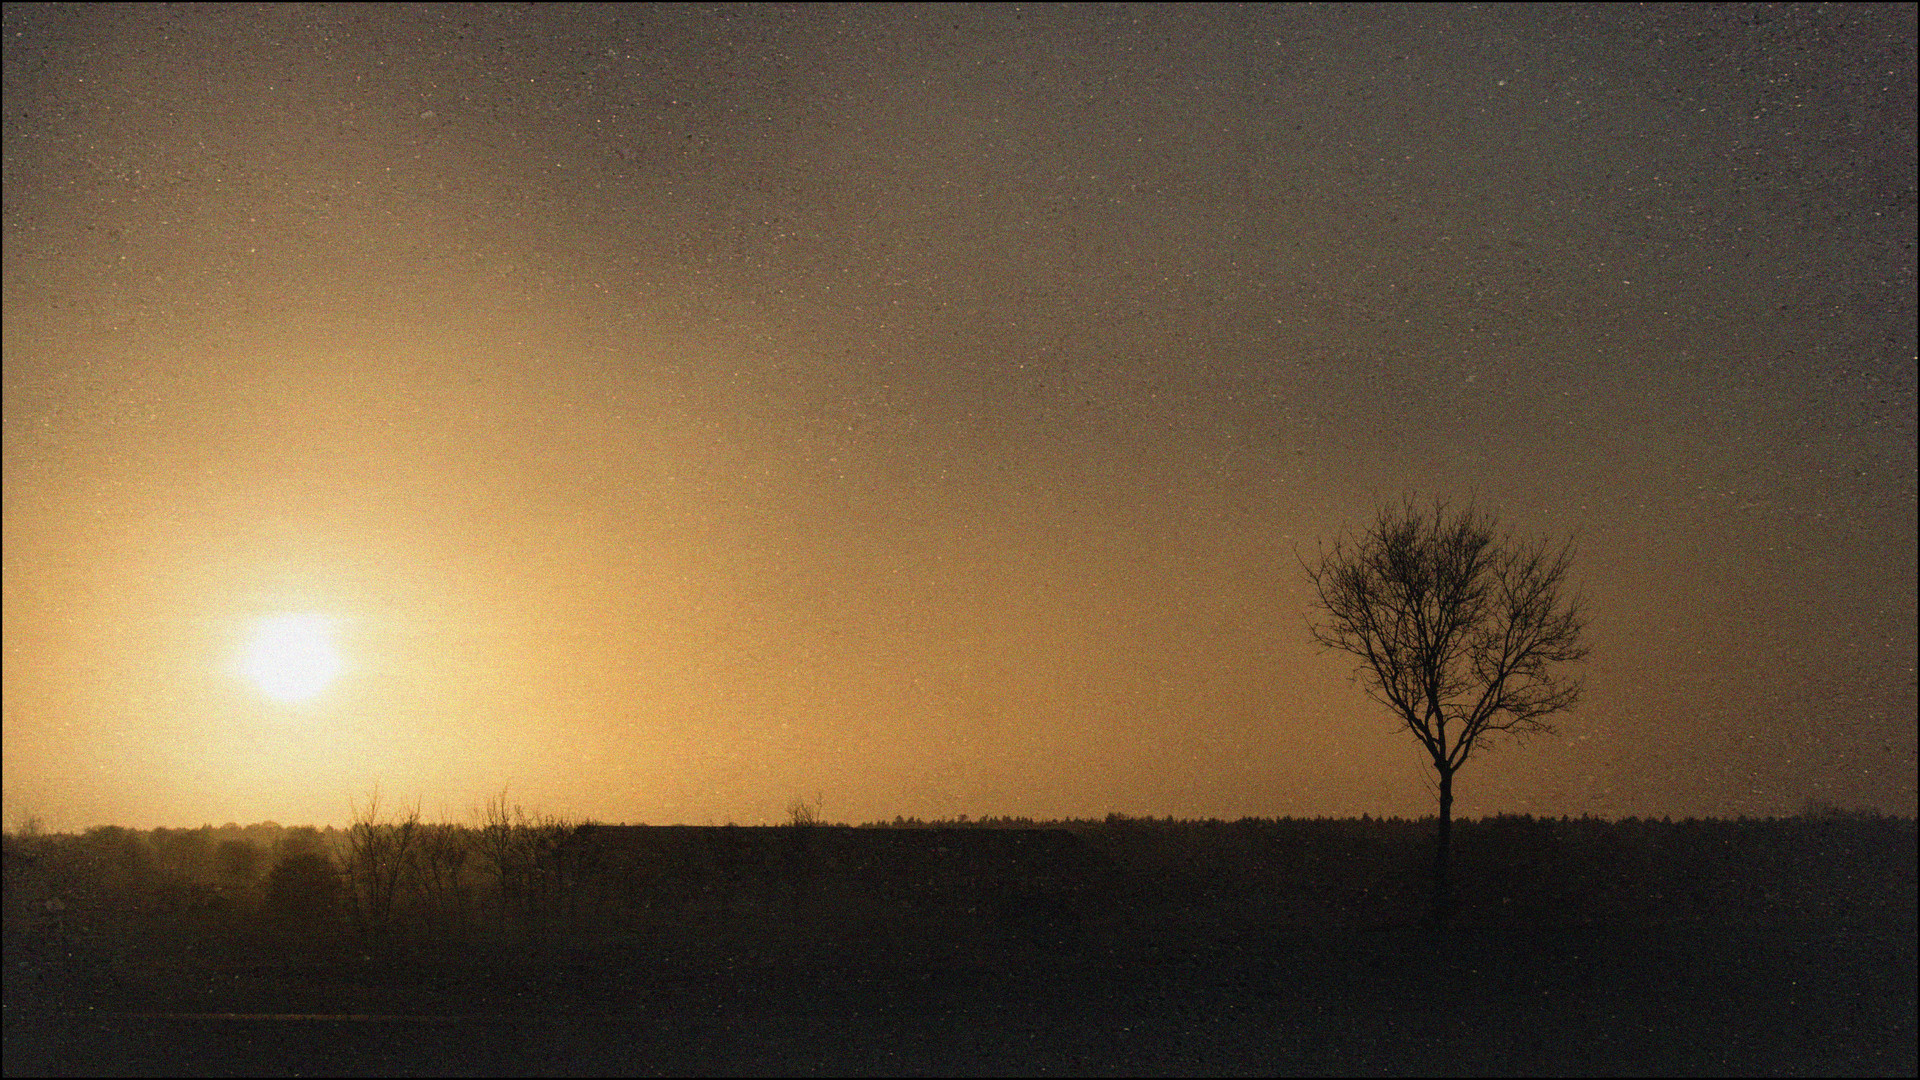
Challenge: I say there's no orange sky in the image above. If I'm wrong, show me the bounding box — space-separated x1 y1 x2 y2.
4 5 1914 829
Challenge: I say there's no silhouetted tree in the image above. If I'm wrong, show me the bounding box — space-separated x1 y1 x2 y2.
1305 497 1588 925
413 822 472 934
154 827 215 882
78 825 157 897
787 793 823 827
275 825 330 863
265 851 343 925
216 838 261 888
342 785 421 934
474 788 525 925
473 788 574 926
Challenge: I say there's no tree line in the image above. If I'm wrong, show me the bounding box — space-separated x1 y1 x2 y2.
2 787 593 940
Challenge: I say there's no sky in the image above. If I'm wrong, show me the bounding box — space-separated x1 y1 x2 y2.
3 3 1914 831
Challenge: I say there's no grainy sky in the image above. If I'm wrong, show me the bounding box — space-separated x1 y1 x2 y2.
4 3 1914 830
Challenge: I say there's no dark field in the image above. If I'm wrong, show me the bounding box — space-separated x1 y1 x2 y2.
6 815 1914 1076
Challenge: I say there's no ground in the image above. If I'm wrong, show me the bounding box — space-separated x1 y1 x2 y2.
6 818 1913 1075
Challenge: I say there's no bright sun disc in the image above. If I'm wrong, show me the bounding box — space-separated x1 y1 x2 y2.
240 614 344 704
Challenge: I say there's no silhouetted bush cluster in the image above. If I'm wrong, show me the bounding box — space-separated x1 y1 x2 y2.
0 805 596 945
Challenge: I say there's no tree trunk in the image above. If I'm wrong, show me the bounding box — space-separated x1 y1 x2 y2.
1432 767 1454 928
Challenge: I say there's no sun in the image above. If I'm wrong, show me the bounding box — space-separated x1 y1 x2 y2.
240 614 344 704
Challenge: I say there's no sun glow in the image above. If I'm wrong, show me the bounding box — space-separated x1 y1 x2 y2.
240 614 344 704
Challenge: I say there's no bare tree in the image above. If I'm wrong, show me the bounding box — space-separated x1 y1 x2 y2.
1305 497 1588 924
787 793 823 827
342 784 422 934
521 809 577 922
473 787 576 928
474 787 525 927
413 821 472 935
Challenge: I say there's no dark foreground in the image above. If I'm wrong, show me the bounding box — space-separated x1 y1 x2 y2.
8 919 1914 1076
6 817 1915 1075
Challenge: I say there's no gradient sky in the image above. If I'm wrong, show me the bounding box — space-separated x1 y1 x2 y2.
4 4 1914 830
